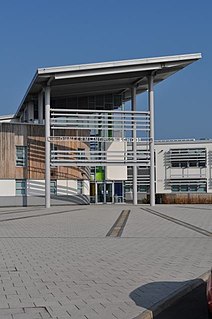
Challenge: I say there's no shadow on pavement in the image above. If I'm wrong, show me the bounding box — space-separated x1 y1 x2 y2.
130 279 209 319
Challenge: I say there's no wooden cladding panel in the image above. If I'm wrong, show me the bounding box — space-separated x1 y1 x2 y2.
0 123 89 180
0 124 16 178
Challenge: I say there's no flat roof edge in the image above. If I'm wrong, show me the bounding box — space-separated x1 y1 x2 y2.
37 53 202 74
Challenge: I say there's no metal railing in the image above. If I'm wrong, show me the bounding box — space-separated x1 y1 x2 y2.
50 108 150 167
51 149 150 166
50 108 150 134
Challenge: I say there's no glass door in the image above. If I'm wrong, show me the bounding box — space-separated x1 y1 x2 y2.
96 182 113 203
97 183 104 203
105 183 113 203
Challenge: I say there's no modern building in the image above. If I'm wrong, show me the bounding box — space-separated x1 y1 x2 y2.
126 139 212 204
1 53 209 207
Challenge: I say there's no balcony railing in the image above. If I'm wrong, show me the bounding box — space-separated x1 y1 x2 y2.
50 108 150 135
51 149 150 167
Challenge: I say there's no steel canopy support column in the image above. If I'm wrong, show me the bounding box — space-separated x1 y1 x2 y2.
131 86 137 205
45 86 51 208
148 74 155 206
38 91 43 124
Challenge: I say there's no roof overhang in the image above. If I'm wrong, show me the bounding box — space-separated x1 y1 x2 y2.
15 53 202 118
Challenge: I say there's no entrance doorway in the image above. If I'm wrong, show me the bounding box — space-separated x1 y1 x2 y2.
90 182 124 204
97 182 113 204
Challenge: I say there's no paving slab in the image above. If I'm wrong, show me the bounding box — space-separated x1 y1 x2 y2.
0 204 211 318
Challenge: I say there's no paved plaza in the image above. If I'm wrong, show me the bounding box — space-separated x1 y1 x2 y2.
0 204 211 318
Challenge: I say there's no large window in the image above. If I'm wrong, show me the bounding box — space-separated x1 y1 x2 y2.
16 146 27 167
51 94 122 110
16 180 26 195
168 148 206 168
171 183 207 193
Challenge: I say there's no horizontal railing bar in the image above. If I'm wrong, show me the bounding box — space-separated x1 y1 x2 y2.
48 136 151 142
51 119 150 124
51 125 149 129
50 108 150 114
50 127 150 131
51 151 150 155
51 123 150 127
51 120 150 124
51 163 150 167
51 162 150 164
51 111 150 120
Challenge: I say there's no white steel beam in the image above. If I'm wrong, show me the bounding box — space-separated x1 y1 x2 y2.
131 86 137 205
148 74 155 206
45 86 51 208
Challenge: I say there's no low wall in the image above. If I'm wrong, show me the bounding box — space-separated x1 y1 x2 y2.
159 193 212 204
0 195 90 207
125 192 148 204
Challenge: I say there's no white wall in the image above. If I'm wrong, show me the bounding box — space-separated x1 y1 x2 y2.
0 180 15 196
83 180 90 195
25 179 89 196
27 180 45 195
57 180 78 195
105 141 127 181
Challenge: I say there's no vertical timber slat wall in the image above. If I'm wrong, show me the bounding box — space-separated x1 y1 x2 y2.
0 123 89 180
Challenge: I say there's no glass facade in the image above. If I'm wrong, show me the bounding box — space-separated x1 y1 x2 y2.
171 183 207 193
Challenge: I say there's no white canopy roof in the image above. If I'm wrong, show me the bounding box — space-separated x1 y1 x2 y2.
15 53 201 118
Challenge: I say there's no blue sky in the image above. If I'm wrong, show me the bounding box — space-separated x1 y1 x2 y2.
0 0 211 139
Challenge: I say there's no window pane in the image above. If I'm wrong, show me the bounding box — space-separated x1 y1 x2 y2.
199 161 206 167
16 181 25 188
171 185 180 192
16 146 27 167
16 180 26 195
180 162 187 168
181 185 188 192
50 181 57 194
171 162 180 168
138 185 147 192
198 184 206 192
189 161 197 167
189 185 197 192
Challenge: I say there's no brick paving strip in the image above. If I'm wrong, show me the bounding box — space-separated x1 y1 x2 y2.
142 207 212 237
0 208 85 223
0 207 44 216
106 209 130 237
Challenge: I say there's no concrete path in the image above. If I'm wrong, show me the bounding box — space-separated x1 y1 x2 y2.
0 204 211 318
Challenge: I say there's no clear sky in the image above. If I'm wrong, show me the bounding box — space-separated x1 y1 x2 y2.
0 0 211 139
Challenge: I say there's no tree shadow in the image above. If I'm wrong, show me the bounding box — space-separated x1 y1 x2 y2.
130 278 208 319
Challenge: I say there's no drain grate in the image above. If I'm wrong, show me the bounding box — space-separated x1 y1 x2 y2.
106 209 130 237
142 207 212 237
0 307 51 318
